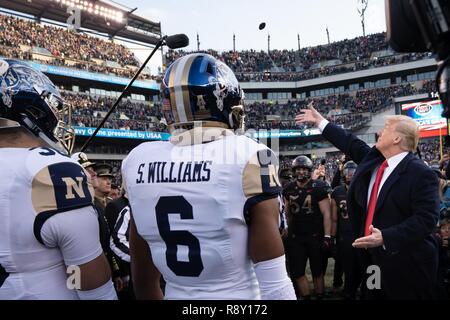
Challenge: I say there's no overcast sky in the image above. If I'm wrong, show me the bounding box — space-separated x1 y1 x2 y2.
115 0 387 74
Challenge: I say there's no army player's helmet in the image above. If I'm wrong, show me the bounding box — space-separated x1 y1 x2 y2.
343 161 357 185
0 59 74 154
292 155 313 182
292 155 313 171
162 53 245 131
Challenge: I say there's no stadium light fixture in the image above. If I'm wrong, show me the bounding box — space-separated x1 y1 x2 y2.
49 0 125 23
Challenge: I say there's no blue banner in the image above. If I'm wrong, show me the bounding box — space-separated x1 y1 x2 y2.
251 128 321 138
74 127 170 141
74 127 319 141
27 62 160 91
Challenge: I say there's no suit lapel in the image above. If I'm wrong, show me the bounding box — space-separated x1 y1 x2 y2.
374 152 413 213
347 147 387 236
351 153 384 209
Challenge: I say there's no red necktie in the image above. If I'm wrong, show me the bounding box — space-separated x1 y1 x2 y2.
364 160 388 236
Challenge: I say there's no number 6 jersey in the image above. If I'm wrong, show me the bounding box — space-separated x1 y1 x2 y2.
122 127 281 300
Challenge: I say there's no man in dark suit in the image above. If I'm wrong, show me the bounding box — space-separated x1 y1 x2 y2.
296 103 440 299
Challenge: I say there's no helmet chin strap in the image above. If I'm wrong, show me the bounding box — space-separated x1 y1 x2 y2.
228 113 235 129
21 116 66 154
38 130 66 153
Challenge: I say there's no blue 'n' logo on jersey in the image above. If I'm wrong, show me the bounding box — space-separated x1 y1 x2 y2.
47 162 92 210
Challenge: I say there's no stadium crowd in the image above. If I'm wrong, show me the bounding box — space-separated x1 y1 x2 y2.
64 92 166 132
63 79 435 132
164 32 431 82
0 13 432 83
0 14 156 81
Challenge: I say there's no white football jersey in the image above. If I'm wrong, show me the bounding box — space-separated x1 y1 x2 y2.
122 127 281 300
0 147 98 300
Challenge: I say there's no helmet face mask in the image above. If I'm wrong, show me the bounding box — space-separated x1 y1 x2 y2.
54 117 75 155
292 156 313 183
294 167 312 183
343 161 357 185
343 168 355 185
0 59 74 154
162 54 245 132
52 95 75 155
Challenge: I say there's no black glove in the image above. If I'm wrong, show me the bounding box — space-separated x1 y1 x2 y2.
321 236 334 257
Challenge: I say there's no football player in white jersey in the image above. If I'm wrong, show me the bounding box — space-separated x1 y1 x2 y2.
123 53 296 300
0 59 117 300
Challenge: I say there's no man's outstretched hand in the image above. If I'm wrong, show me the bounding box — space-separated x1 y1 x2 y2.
295 101 325 127
352 225 384 249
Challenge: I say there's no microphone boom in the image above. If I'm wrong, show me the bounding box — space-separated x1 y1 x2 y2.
165 34 190 49
79 34 189 153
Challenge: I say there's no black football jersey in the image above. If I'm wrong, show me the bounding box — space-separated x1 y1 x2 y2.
331 185 353 236
282 179 330 236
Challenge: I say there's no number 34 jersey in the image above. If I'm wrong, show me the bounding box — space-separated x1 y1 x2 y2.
122 128 281 300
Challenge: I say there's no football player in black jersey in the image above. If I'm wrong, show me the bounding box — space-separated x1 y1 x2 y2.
330 161 361 299
283 155 332 300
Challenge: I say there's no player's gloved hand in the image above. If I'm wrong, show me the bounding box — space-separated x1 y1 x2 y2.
321 235 333 257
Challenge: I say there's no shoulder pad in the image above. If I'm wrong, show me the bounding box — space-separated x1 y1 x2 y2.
26 147 72 174
242 133 259 144
331 185 345 195
312 179 329 188
311 180 331 195
31 161 94 244
243 148 281 198
283 181 296 192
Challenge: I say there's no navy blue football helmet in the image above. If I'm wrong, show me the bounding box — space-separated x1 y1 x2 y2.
162 53 244 131
0 59 74 153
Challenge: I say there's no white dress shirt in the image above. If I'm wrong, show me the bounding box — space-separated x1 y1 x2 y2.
366 151 409 206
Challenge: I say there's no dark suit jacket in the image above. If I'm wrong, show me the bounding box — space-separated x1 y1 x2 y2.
322 123 439 299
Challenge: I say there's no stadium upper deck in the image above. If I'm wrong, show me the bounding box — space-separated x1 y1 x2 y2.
0 3 441 160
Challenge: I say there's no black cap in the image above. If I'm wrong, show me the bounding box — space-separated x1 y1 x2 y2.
94 163 114 178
